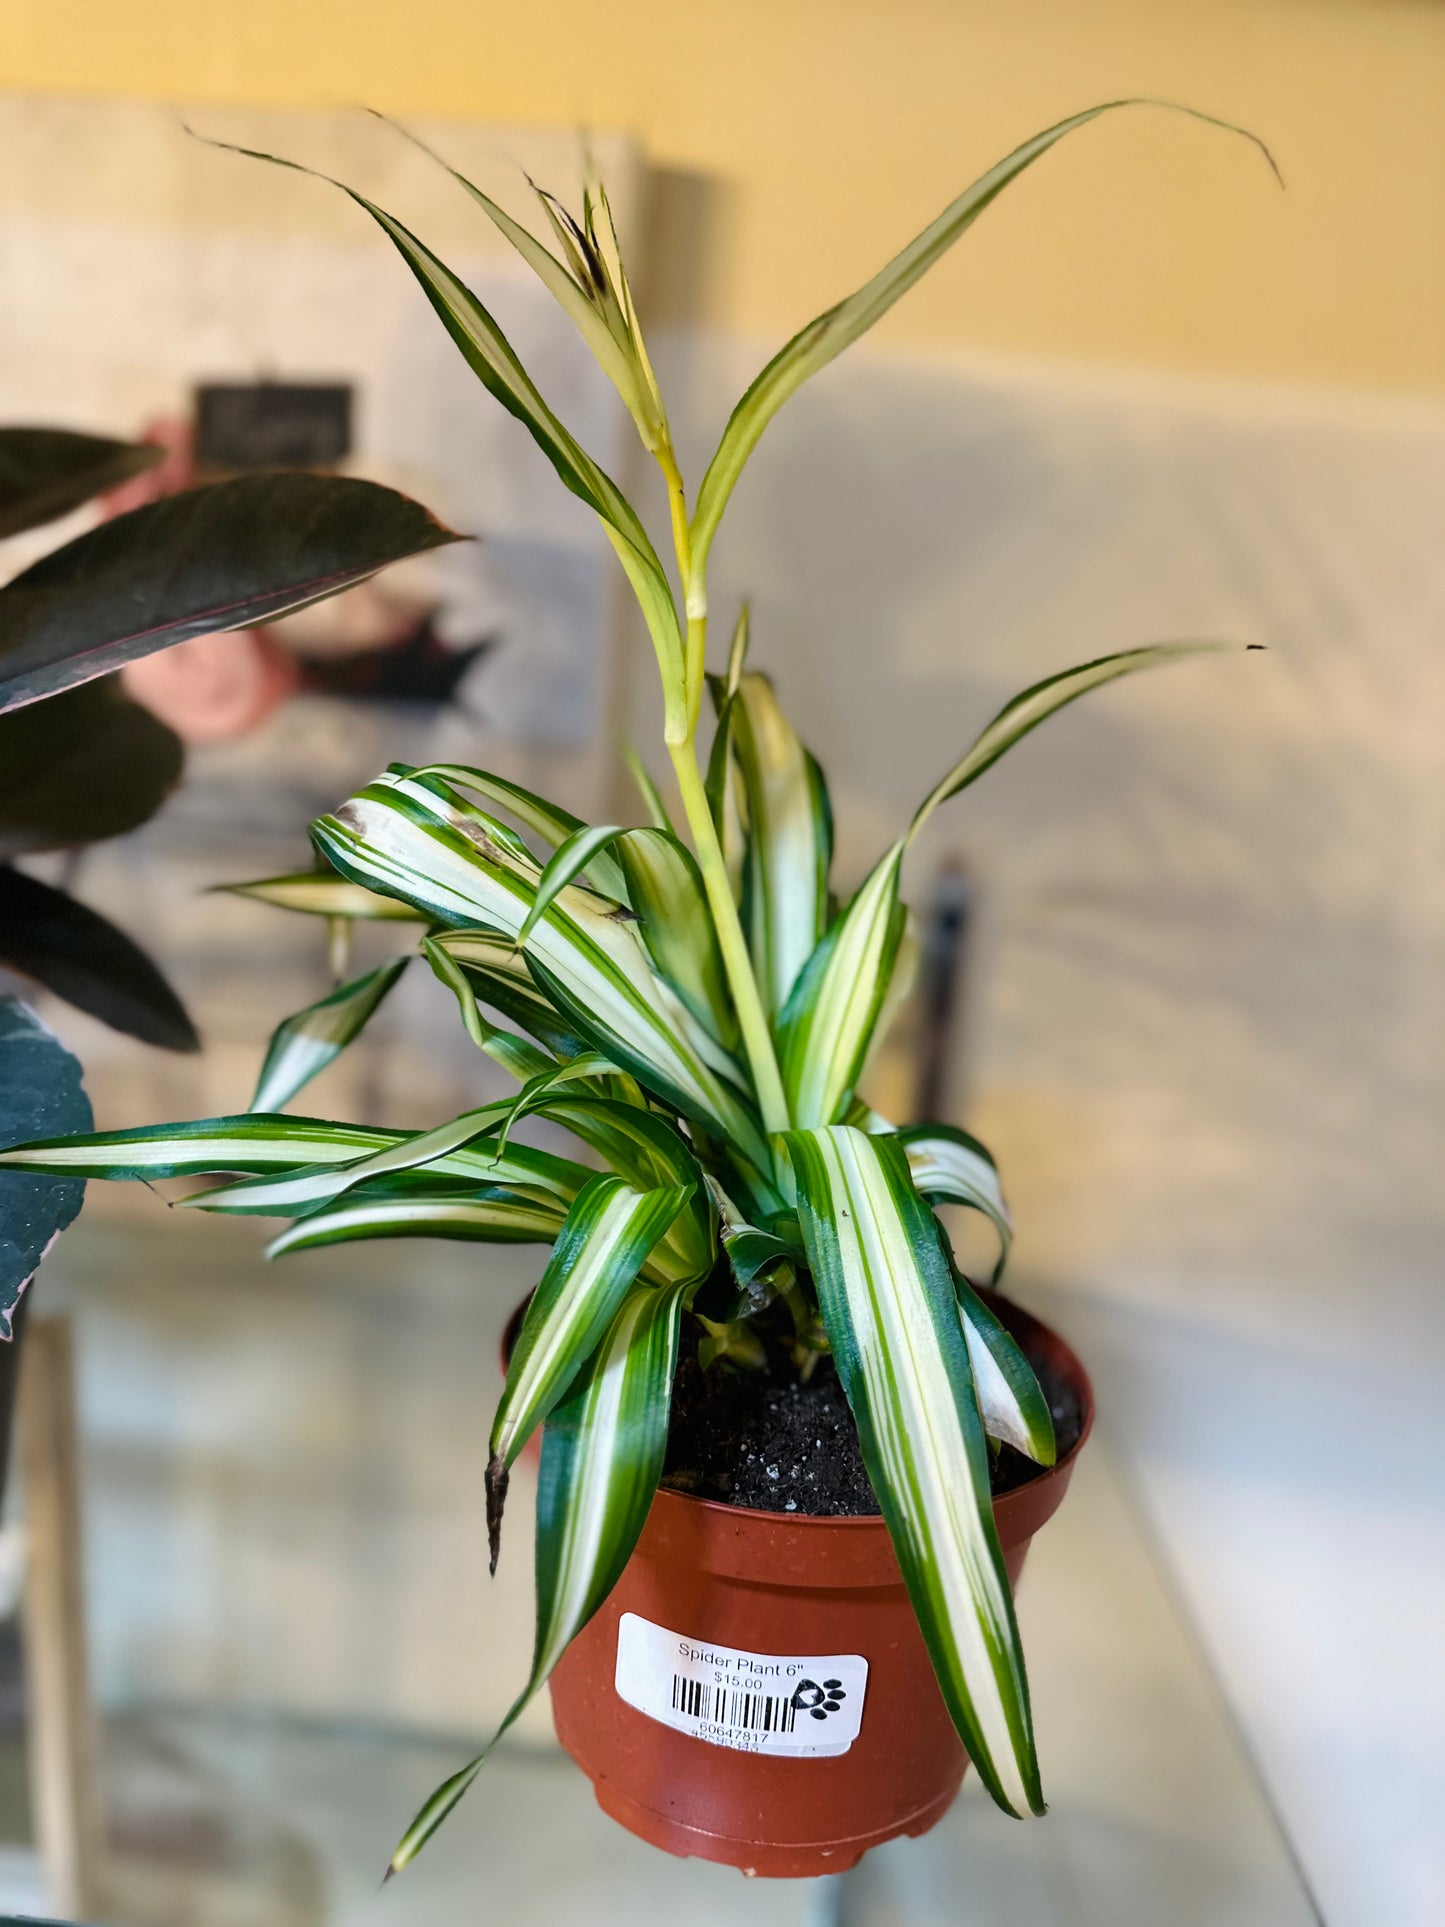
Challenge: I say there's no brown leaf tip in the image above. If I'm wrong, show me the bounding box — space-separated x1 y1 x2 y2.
485 1453 510 1577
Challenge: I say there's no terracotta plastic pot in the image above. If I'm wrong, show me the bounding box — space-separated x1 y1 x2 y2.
520 1295 1092 1878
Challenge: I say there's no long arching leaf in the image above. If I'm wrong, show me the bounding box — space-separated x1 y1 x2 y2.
956 1276 1055 1467
408 764 630 904
249 956 408 1112
311 771 772 1180
219 871 423 920
266 1184 566 1258
387 1280 684 1878
906 643 1249 837
183 1105 586 1217
779 847 906 1129
0 1114 414 1180
784 1125 1042 1817
487 1175 692 1562
690 102 1277 569
426 928 589 1062
420 935 554 1082
193 132 687 734
729 672 833 1015
782 643 1252 1129
898 1121 1012 1282
615 827 734 1048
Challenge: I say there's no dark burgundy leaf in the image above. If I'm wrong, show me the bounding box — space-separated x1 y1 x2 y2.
0 867 199 1052
0 427 162 540
0 679 183 856
0 471 464 713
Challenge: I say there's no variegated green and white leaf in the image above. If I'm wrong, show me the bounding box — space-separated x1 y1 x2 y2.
780 847 906 1129
488 1175 692 1558
266 1184 567 1258
784 1125 1042 1818
367 113 668 452
784 643 1249 1129
0 1113 412 1181
387 1280 685 1878
525 1094 716 1282
311 771 772 1181
704 691 748 908
195 132 688 734
907 643 1249 839
516 825 628 945
420 934 554 1081
218 872 423 920
899 1122 1012 1282
182 1101 589 1218
622 745 673 833
249 956 409 1113
427 928 589 1062
690 102 1277 569
956 1275 1055 1466
730 672 833 1015
413 764 631 904
615 827 734 1048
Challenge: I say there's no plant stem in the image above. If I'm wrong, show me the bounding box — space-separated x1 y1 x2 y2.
668 737 790 1137
654 441 790 1139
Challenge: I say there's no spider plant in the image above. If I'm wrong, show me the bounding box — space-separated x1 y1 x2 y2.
0 100 1274 1870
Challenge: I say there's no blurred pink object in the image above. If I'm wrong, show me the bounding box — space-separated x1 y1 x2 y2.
99 416 197 517
105 416 298 741
121 629 299 744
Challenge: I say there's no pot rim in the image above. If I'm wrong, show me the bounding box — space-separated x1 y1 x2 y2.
502 1288 1094 1535
651 1291 1094 1531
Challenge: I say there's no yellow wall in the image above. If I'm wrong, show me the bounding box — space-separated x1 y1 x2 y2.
3 0 1442 392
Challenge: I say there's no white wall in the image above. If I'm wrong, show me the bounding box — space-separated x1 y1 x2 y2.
634 326 1445 1924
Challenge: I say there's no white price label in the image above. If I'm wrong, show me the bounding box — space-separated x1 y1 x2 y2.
613 1612 868 1757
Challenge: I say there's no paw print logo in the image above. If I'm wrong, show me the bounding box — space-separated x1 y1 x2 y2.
791 1677 847 1721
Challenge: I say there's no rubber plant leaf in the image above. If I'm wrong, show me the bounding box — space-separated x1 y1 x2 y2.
0 427 162 539
0 996 92 1336
0 471 462 713
0 866 198 1052
0 680 183 857
388 1278 686 1878
784 1125 1043 1817
248 955 410 1113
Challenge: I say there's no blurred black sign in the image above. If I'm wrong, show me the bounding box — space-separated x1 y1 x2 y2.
194 381 353 471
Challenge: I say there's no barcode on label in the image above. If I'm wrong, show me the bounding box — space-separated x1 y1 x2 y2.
615 1613 868 1758
670 1675 799 1734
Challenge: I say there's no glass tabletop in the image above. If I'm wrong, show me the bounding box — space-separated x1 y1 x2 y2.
3 1214 1320 1925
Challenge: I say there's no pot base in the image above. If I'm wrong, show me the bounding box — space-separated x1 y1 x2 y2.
539 1296 1092 1879
577 1755 962 1878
